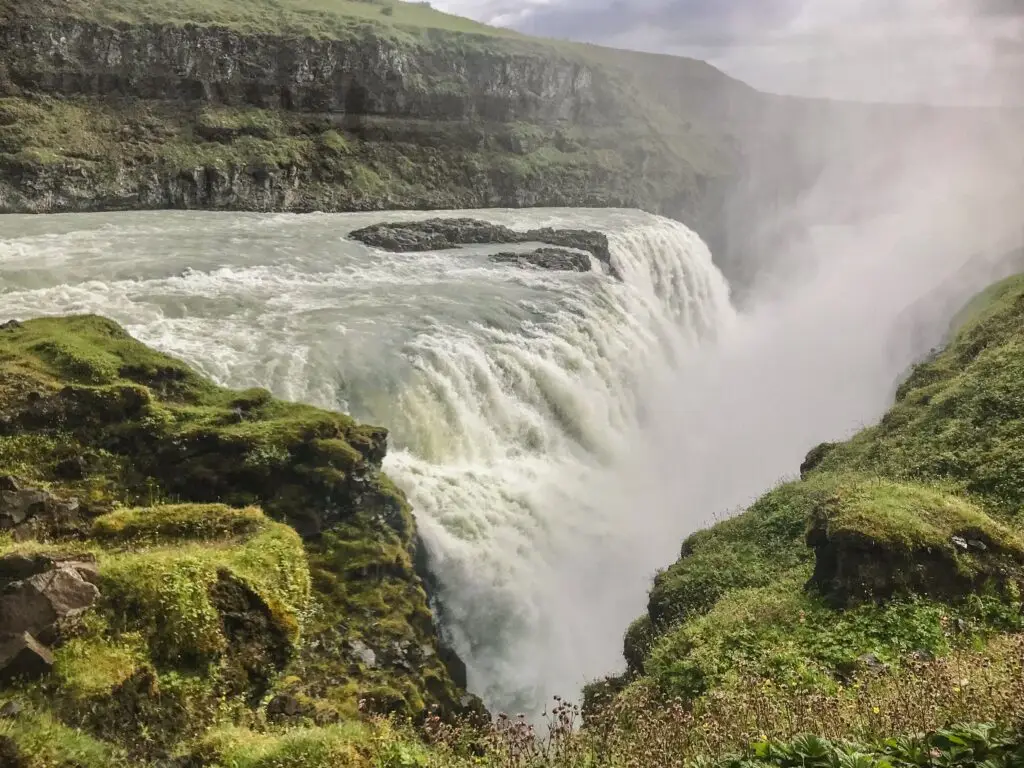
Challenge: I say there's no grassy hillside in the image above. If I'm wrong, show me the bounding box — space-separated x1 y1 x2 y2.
5 291 1024 767
0 316 475 766
578 272 1024 759
32 0 521 39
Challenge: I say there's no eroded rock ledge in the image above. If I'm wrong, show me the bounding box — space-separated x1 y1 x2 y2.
350 218 622 279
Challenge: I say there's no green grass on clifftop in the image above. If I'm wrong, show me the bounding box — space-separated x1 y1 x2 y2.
24 0 521 41
586 273 1024 755
0 315 468 764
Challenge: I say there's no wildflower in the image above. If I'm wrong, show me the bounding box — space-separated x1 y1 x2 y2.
872 706 880 714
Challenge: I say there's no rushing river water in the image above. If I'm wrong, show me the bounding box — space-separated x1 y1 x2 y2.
0 206 995 715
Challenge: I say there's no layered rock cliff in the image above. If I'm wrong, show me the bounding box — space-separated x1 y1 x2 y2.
0 0 747 250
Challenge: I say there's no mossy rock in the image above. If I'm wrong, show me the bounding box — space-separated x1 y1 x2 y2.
806 479 1024 607
0 316 472 760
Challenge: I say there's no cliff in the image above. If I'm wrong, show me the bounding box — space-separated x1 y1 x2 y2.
582 273 1024 755
0 0 747 251
0 315 480 765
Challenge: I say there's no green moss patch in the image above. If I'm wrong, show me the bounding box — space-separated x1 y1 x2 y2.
92 503 267 544
807 479 1024 605
0 315 469 760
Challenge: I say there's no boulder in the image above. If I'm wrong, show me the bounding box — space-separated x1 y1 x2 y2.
0 561 100 643
0 632 53 684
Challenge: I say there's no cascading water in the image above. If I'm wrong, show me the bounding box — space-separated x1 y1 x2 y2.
0 208 736 714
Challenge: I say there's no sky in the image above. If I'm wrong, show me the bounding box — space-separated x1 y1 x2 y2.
431 0 1024 103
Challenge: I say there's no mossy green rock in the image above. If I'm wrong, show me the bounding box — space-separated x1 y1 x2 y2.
0 315 473 762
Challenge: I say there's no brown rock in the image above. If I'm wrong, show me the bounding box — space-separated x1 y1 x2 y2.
0 633 54 684
0 566 100 642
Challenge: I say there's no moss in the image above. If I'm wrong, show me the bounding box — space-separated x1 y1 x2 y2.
92 503 267 544
0 316 464 759
613 274 1024 715
0 704 129 768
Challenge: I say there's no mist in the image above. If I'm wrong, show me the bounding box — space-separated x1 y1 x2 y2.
519 0 1024 704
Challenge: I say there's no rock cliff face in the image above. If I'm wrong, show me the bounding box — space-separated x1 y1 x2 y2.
1 19 610 123
0 6 747 252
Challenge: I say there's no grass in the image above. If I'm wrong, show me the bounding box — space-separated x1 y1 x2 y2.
27 0 524 42
581 272 1024 755
0 315 468 761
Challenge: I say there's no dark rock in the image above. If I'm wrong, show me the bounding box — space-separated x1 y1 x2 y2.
806 500 1024 607
209 569 291 705
0 701 21 719
0 563 100 643
351 218 521 252
491 247 591 272
800 442 838 479
266 693 304 718
0 483 82 538
0 632 54 684
0 477 20 492
54 455 88 481
857 652 887 672
350 218 621 280
0 320 21 331
0 734 24 768
908 649 936 663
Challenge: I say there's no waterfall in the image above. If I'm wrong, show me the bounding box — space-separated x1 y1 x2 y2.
0 208 735 715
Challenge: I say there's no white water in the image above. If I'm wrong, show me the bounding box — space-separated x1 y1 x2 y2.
0 208 736 713
0 206 999 715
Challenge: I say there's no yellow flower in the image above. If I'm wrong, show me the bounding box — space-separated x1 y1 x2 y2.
872 706 880 714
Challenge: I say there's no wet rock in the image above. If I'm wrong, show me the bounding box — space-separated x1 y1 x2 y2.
0 632 54 684
951 536 969 551
0 561 100 643
350 218 520 252
491 247 591 272
350 218 620 280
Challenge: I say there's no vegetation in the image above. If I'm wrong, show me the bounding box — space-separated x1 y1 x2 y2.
573 273 1024 762
5 279 1024 767
0 315 470 764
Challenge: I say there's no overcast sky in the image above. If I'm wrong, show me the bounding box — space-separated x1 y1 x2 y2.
432 0 1024 103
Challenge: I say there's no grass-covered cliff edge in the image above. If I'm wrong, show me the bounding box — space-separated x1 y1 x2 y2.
0 315 481 766
0 0 745 244
577 273 1024 761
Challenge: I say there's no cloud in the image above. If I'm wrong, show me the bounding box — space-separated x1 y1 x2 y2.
431 0 1024 103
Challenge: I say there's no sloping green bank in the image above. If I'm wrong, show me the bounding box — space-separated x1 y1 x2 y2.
0 315 476 765
591 274 1024 751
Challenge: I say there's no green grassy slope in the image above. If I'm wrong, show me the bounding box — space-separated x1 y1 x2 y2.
584 273 1024 755
40 0 521 39
0 316 473 766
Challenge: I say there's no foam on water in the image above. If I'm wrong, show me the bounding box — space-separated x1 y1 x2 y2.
0 208 735 713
